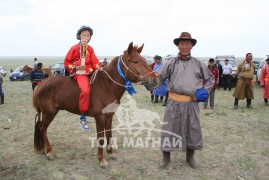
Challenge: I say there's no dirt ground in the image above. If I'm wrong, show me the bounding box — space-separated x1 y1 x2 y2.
0 59 268 180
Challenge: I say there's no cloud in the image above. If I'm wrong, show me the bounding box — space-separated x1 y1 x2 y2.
0 0 268 57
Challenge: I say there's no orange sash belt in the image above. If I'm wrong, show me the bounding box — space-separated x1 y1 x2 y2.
264 77 269 81
169 92 191 102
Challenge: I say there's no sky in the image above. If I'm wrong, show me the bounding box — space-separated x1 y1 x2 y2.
0 0 269 58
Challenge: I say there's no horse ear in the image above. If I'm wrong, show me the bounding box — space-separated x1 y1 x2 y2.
127 42 133 55
137 43 144 54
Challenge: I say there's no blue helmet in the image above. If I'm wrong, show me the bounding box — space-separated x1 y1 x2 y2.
76 25 93 40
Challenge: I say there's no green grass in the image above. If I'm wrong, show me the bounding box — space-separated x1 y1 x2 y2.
0 58 269 179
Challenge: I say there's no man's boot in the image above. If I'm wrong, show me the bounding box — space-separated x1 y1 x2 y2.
153 95 159 103
159 151 170 168
151 95 154 102
234 98 239 109
246 98 253 109
264 99 268 106
1 93 4 104
162 96 168 106
186 149 197 169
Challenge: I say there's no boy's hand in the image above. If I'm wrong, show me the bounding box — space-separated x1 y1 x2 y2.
97 66 103 71
77 65 85 70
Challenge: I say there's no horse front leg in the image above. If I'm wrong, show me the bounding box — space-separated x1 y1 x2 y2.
105 114 117 160
95 115 108 168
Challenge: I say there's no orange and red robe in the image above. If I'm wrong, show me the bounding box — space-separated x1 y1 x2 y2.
64 44 100 113
260 63 269 99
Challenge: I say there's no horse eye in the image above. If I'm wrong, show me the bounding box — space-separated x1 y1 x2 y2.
133 60 138 64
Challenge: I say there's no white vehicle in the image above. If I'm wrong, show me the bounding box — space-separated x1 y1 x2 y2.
256 55 269 84
215 55 238 86
0 66 7 76
164 54 177 60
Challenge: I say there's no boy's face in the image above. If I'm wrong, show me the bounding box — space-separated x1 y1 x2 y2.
80 30 91 43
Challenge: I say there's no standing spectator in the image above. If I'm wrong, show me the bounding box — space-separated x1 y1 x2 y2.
0 73 4 104
101 58 108 67
157 32 214 168
152 55 166 103
149 61 156 102
203 58 219 110
30 62 44 91
222 59 232 91
215 60 223 89
233 53 255 109
34 58 38 67
260 57 269 106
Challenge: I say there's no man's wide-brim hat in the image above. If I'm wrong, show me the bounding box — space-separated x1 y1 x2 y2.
173 32 197 46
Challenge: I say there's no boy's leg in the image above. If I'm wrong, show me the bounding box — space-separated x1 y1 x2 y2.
75 75 90 130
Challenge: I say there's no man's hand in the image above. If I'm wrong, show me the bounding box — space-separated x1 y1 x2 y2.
190 96 197 102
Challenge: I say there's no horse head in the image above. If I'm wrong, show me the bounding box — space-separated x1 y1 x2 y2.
120 42 159 90
21 65 32 73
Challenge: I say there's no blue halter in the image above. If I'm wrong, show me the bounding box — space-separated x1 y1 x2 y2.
117 57 136 95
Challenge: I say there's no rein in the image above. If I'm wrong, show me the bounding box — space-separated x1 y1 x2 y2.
90 55 158 94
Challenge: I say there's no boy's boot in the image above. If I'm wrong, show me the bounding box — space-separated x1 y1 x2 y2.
80 113 89 131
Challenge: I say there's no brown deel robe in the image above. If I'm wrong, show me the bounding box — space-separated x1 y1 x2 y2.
233 61 255 99
156 57 215 151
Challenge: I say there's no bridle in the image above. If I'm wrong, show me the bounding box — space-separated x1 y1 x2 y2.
119 55 158 83
90 55 159 90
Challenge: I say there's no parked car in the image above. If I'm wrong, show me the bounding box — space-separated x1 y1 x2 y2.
256 56 268 84
215 55 238 86
164 54 177 60
9 66 30 81
52 62 69 76
0 66 7 76
252 61 260 75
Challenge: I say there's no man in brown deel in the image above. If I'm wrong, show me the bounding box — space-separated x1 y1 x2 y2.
156 32 215 168
233 53 255 109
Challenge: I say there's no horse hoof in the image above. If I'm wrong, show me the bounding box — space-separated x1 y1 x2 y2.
99 160 108 168
46 153 54 161
108 154 117 160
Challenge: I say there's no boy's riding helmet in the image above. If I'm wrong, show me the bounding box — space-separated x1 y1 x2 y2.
76 25 93 40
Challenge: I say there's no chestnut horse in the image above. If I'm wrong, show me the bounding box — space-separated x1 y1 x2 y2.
22 65 52 77
33 42 159 168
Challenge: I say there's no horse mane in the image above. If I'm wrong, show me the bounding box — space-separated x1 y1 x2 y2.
103 44 141 71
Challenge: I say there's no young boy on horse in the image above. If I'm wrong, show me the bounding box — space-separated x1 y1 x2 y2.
64 25 101 131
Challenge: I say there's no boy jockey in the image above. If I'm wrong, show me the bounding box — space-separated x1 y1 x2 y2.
64 25 101 130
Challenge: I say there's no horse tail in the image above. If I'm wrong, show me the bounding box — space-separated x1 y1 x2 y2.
34 112 44 152
32 85 41 113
